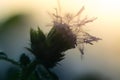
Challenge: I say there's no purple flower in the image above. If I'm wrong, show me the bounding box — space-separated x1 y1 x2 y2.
49 6 101 55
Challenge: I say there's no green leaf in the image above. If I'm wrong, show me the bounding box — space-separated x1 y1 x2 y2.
0 52 7 57
20 60 38 80
29 72 38 80
29 27 47 57
36 65 59 80
0 14 27 32
30 27 46 44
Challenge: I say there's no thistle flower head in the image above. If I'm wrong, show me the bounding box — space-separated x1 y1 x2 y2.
49 6 101 55
53 21 77 47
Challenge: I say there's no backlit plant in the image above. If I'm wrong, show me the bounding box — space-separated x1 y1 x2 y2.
0 1 101 80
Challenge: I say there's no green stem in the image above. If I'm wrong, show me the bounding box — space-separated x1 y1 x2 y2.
21 60 38 80
0 56 19 66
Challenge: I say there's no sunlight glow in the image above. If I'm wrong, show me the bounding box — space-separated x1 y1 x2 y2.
0 0 120 79
97 0 120 12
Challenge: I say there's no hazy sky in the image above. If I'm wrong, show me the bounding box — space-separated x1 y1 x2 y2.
0 0 120 80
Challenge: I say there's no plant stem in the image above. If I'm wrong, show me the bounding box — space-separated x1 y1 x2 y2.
0 56 19 66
